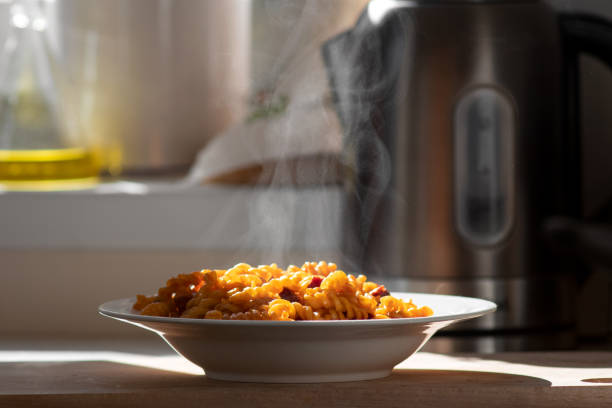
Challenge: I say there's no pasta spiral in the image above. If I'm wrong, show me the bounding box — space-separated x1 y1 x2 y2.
132 262 433 320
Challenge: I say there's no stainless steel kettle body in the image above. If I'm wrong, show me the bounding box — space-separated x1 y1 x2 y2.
325 0 612 351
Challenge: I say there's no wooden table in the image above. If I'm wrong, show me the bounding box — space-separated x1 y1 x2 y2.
1 351 611 408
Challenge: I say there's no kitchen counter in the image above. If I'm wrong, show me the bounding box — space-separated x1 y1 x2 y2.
1 350 611 408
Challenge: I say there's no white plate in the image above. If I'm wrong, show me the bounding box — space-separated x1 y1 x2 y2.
99 292 496 383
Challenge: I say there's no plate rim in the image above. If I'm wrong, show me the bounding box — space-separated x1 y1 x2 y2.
98 292 497 327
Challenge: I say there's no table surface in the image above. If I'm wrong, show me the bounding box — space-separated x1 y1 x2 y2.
1 350 611 408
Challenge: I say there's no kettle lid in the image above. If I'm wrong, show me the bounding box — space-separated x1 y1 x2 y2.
367 0 539 23
377 0 538 3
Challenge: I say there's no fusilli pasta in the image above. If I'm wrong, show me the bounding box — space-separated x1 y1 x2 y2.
133 261 433 320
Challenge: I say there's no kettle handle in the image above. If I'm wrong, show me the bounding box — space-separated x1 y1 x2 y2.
561 14 612 68
544 217 612 271
561 14 612 215
545 15 612 271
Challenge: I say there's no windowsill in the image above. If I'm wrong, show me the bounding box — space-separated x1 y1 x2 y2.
0 183 342 250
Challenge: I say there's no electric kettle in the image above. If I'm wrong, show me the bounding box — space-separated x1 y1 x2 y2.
324 0 612 351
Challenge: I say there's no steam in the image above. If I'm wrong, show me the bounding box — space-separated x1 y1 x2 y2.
322 1 416 276
86 0 410 276
235 0 367 266
184 0 404 271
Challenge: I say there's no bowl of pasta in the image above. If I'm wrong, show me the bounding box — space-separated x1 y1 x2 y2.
99 261 496 383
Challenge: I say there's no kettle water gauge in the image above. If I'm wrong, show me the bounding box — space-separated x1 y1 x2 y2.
454 87 515 247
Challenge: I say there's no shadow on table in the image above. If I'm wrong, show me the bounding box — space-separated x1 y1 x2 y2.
2 360 551 395
6 360 582 408
387 368 551 387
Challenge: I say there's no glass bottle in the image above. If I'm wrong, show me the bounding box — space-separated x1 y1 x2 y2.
0 0 99 190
